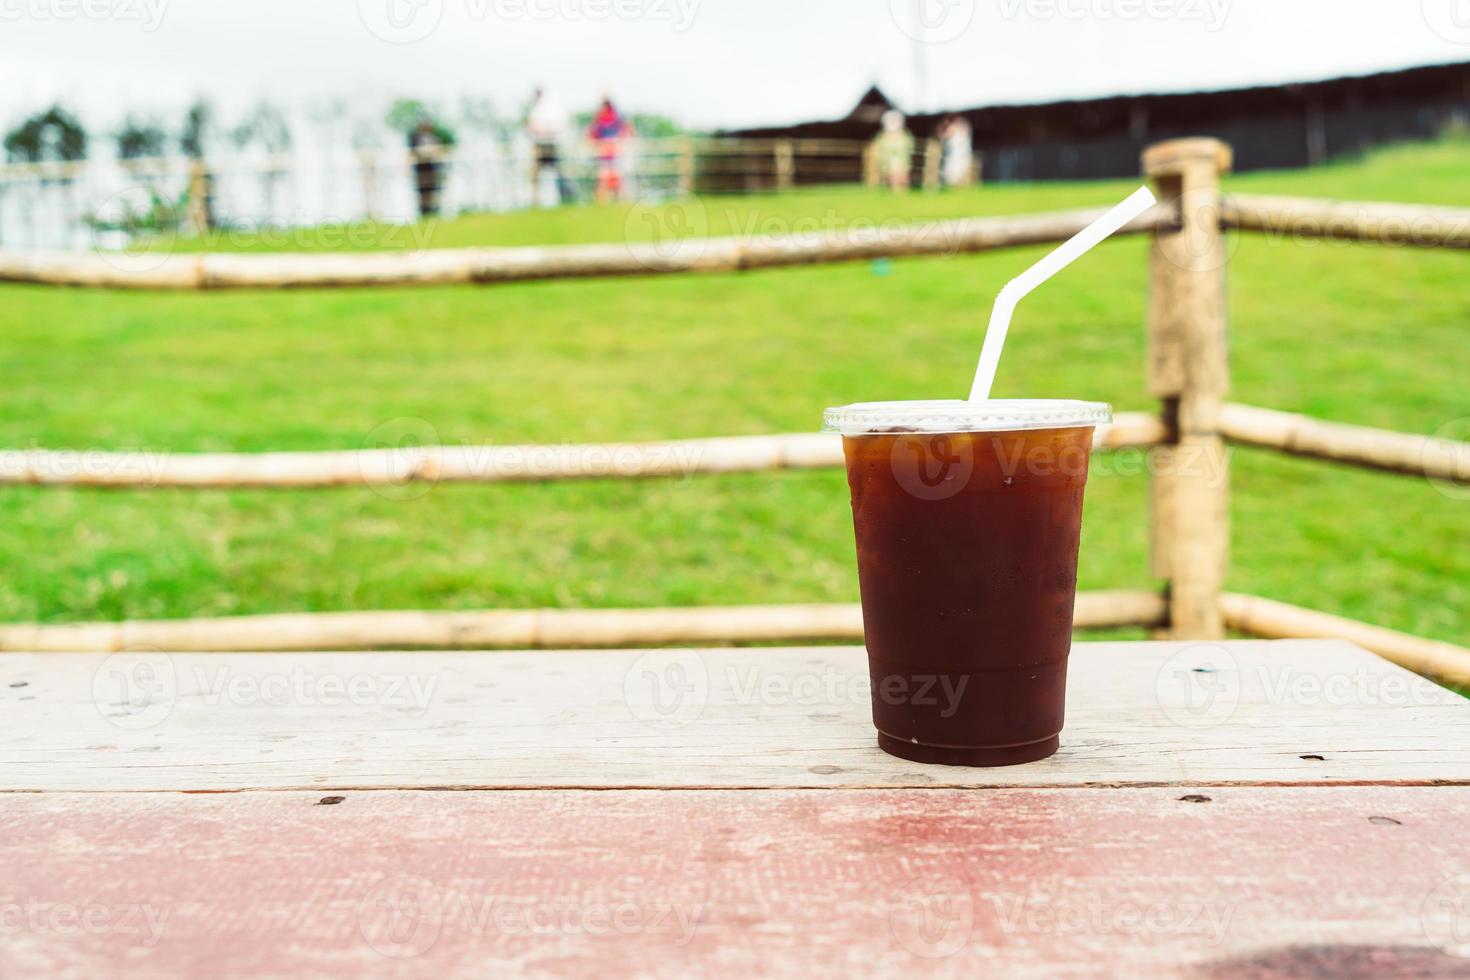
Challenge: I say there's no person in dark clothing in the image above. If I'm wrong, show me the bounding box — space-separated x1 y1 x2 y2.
408 119 446 218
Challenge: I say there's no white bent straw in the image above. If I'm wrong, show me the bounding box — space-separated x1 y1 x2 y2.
968 185 1158 401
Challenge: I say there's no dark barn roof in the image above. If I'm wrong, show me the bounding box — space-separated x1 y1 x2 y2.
724 60 1470 179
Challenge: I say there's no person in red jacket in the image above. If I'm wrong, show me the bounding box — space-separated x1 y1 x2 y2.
587 97 634 205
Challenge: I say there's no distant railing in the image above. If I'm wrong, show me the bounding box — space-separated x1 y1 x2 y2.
0 136 928 250
1 137 1466 687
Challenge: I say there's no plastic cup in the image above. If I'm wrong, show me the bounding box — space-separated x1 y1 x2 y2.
823 399 1112 766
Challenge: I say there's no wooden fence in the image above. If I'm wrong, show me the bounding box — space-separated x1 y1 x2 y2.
2 137 1468 685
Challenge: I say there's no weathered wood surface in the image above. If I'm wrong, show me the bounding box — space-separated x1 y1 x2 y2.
1224 193 1470 249
1220 402 1470 484
0 203 1171 290
0 414 1165 487
1144 137 1232 641
3 786 1470 978
0 591 1166 654
2 641 1465 792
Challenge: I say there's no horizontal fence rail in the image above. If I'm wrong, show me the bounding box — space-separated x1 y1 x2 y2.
0 203 1173 290
0 414 1167 488
0 591 1167 653
1221 593 1470 688
1222 194 1470 249
1220 403 1470 484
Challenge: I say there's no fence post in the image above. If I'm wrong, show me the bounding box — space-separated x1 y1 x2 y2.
1142 137 1232 640
677 137 695 197
922 138 942 190
774 140 795 191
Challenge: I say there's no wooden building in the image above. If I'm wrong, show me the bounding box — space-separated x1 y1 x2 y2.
723 60 1470 183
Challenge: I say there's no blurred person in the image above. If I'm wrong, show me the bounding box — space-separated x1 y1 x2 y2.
526 87 570 207
939 114 975 188
408 117 446 218
587 97 634 205
875 110 914 192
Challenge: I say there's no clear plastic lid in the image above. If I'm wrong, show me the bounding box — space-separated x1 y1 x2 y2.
822 399 1112 435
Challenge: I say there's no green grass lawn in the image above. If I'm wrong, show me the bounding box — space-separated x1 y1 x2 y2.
2 138 1467 646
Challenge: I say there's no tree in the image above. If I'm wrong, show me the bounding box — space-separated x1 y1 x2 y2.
4 105 88 164
386 99 456 146
231 100 292 154
180 99 214 159
116 116 167 161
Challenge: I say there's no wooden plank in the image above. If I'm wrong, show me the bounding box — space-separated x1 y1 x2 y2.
0 641 1464 792
3 787 1470 978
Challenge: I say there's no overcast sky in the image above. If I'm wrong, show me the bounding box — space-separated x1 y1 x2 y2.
3 0 1469 132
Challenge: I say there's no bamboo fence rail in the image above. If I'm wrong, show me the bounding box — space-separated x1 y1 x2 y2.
0 203 1173 289
0 591 1167 653
0 415 1165 488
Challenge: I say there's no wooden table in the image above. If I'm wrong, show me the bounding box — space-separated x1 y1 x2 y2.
3 640 1470 977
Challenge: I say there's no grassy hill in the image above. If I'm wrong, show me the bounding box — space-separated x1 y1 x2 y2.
2 137 1466 644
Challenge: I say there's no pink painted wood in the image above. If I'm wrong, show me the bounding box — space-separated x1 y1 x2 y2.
4 787 1470 978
